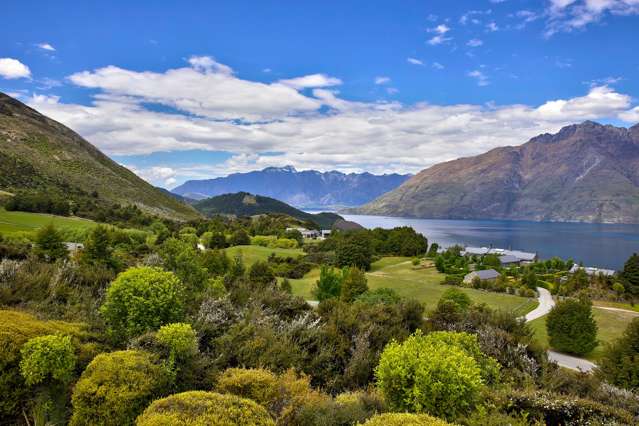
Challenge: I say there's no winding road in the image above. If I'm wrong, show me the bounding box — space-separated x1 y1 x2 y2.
526 287 596 372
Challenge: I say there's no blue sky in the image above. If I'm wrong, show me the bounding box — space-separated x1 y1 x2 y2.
2 0 638 187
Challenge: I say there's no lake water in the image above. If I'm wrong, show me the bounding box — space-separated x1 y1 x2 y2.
340 214 639 270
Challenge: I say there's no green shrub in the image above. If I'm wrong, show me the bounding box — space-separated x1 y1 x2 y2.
34 223 68 262
70 350 170 426
359 413 451 426
597 318 639 391
314 265 343 301
215 368 279 413
20 334 76 386
156 323 198 359
135 391 275 426
438 288 472 311
100 267 185 343
251 235 277 247
546 298 598 355
0 310 84 420
375 330 488 420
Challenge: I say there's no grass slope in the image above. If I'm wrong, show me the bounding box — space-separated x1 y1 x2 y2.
224 245 304 266
291 256 537 315
193 192 341 228
529 307 639 362
0 92 199 221
0 207 96 236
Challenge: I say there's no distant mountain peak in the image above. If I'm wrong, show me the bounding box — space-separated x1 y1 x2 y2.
351 122 639 224
263 165 297 173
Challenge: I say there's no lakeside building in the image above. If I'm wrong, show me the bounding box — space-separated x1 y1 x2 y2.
569 264 616 277
460 246 538 264
463 269 500 284
286 227 331 240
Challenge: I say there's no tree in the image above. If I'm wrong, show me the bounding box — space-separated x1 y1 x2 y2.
229 229 251 246
483 254 501 269
546 298 598 355
621 253 639 295
438 288 472 311
335 232 373 270
70 350 171 426
283 229 303 246
375 330 488 420
521 269 538 289
100 267 185 343
81 225 114 268
280 278 292 294
136 391 274 426
249 261 277 287
340 267 368 302
314 265 342 301
34 223 67 262
597 318 639 391
427 243 440 258
208 231 228 249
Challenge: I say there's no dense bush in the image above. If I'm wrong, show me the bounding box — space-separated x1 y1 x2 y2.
597 318 639 391
375 330 491 420
136 391 275 426
19 334 76 386
340 266 368 302
546 298 598 355
101 267 185 343
359 413 451 426
438 287 472 311
621 253 639 295
335 232 373 270
70 350 171 426
314 265 343 301
156 322 198 359
34 223 68 262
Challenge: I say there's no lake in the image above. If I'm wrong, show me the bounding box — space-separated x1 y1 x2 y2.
341 214 639 270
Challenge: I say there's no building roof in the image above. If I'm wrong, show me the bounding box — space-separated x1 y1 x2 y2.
499 255 520 264
463 247 490 255
466 269 500 281
569 264 616 277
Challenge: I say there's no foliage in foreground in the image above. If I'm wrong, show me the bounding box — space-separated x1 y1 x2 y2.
597 318 639 391
546 297 598 355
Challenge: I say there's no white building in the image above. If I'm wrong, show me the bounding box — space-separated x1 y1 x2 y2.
569 264 616 277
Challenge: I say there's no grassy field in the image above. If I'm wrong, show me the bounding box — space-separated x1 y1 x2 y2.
290 256 538 315
0 208 97 236
224 245 305 266
592 300 639 313
529 307 639 362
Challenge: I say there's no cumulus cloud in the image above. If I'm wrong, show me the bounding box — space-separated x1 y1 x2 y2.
407 57 424 66
37 43 56 51
0 58 31 79
68 57 330 120
427 24 452 45
432 62 445 70
375 76 391 85
545 0 639 36
26 55 637 184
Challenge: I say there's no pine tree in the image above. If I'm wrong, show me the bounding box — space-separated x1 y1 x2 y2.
621 253 639 295
34 224 67 262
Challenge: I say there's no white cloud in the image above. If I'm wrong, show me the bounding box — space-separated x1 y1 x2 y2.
386 87 399 95
429 24 450 34
619 106 639 122
545 0 639 36
407 57 424 66
37 43 56 51
432 62 445 70
487 21 499 31
427 24 452 45
128 166 177 187
26 58 637 180
468 70 490 86
375 76 391 85
0 58 31 79
427 35 452 45
278 73 342 89
68 57 333 120
467 38 484 47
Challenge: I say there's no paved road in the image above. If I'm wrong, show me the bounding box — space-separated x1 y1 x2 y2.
525 287 597 372
525 287 554 322
547 350 596 372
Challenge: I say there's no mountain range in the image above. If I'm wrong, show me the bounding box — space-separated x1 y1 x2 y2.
172 166 410 208
349 121 639 224
0 92 199 221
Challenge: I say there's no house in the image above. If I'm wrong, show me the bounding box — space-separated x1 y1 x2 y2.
569 264 616 277
461 247 490 256
463 269 500 284
286 227 320 239
499 255 521 266
462 246 538 264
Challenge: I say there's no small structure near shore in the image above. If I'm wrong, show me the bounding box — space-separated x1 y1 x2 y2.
463 269 500 284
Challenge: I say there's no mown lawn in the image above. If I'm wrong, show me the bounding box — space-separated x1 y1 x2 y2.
529 307 639 362
224 245 305 266
291 256 537 315
0 208 97 236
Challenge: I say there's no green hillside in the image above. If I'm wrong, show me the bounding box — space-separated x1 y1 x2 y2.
0 207 96 236
193 192 342 228
0 92 199 221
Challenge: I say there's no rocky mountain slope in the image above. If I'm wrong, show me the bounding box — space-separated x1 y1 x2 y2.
0 92 199 221
172 166 410 208
350 121 639 224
